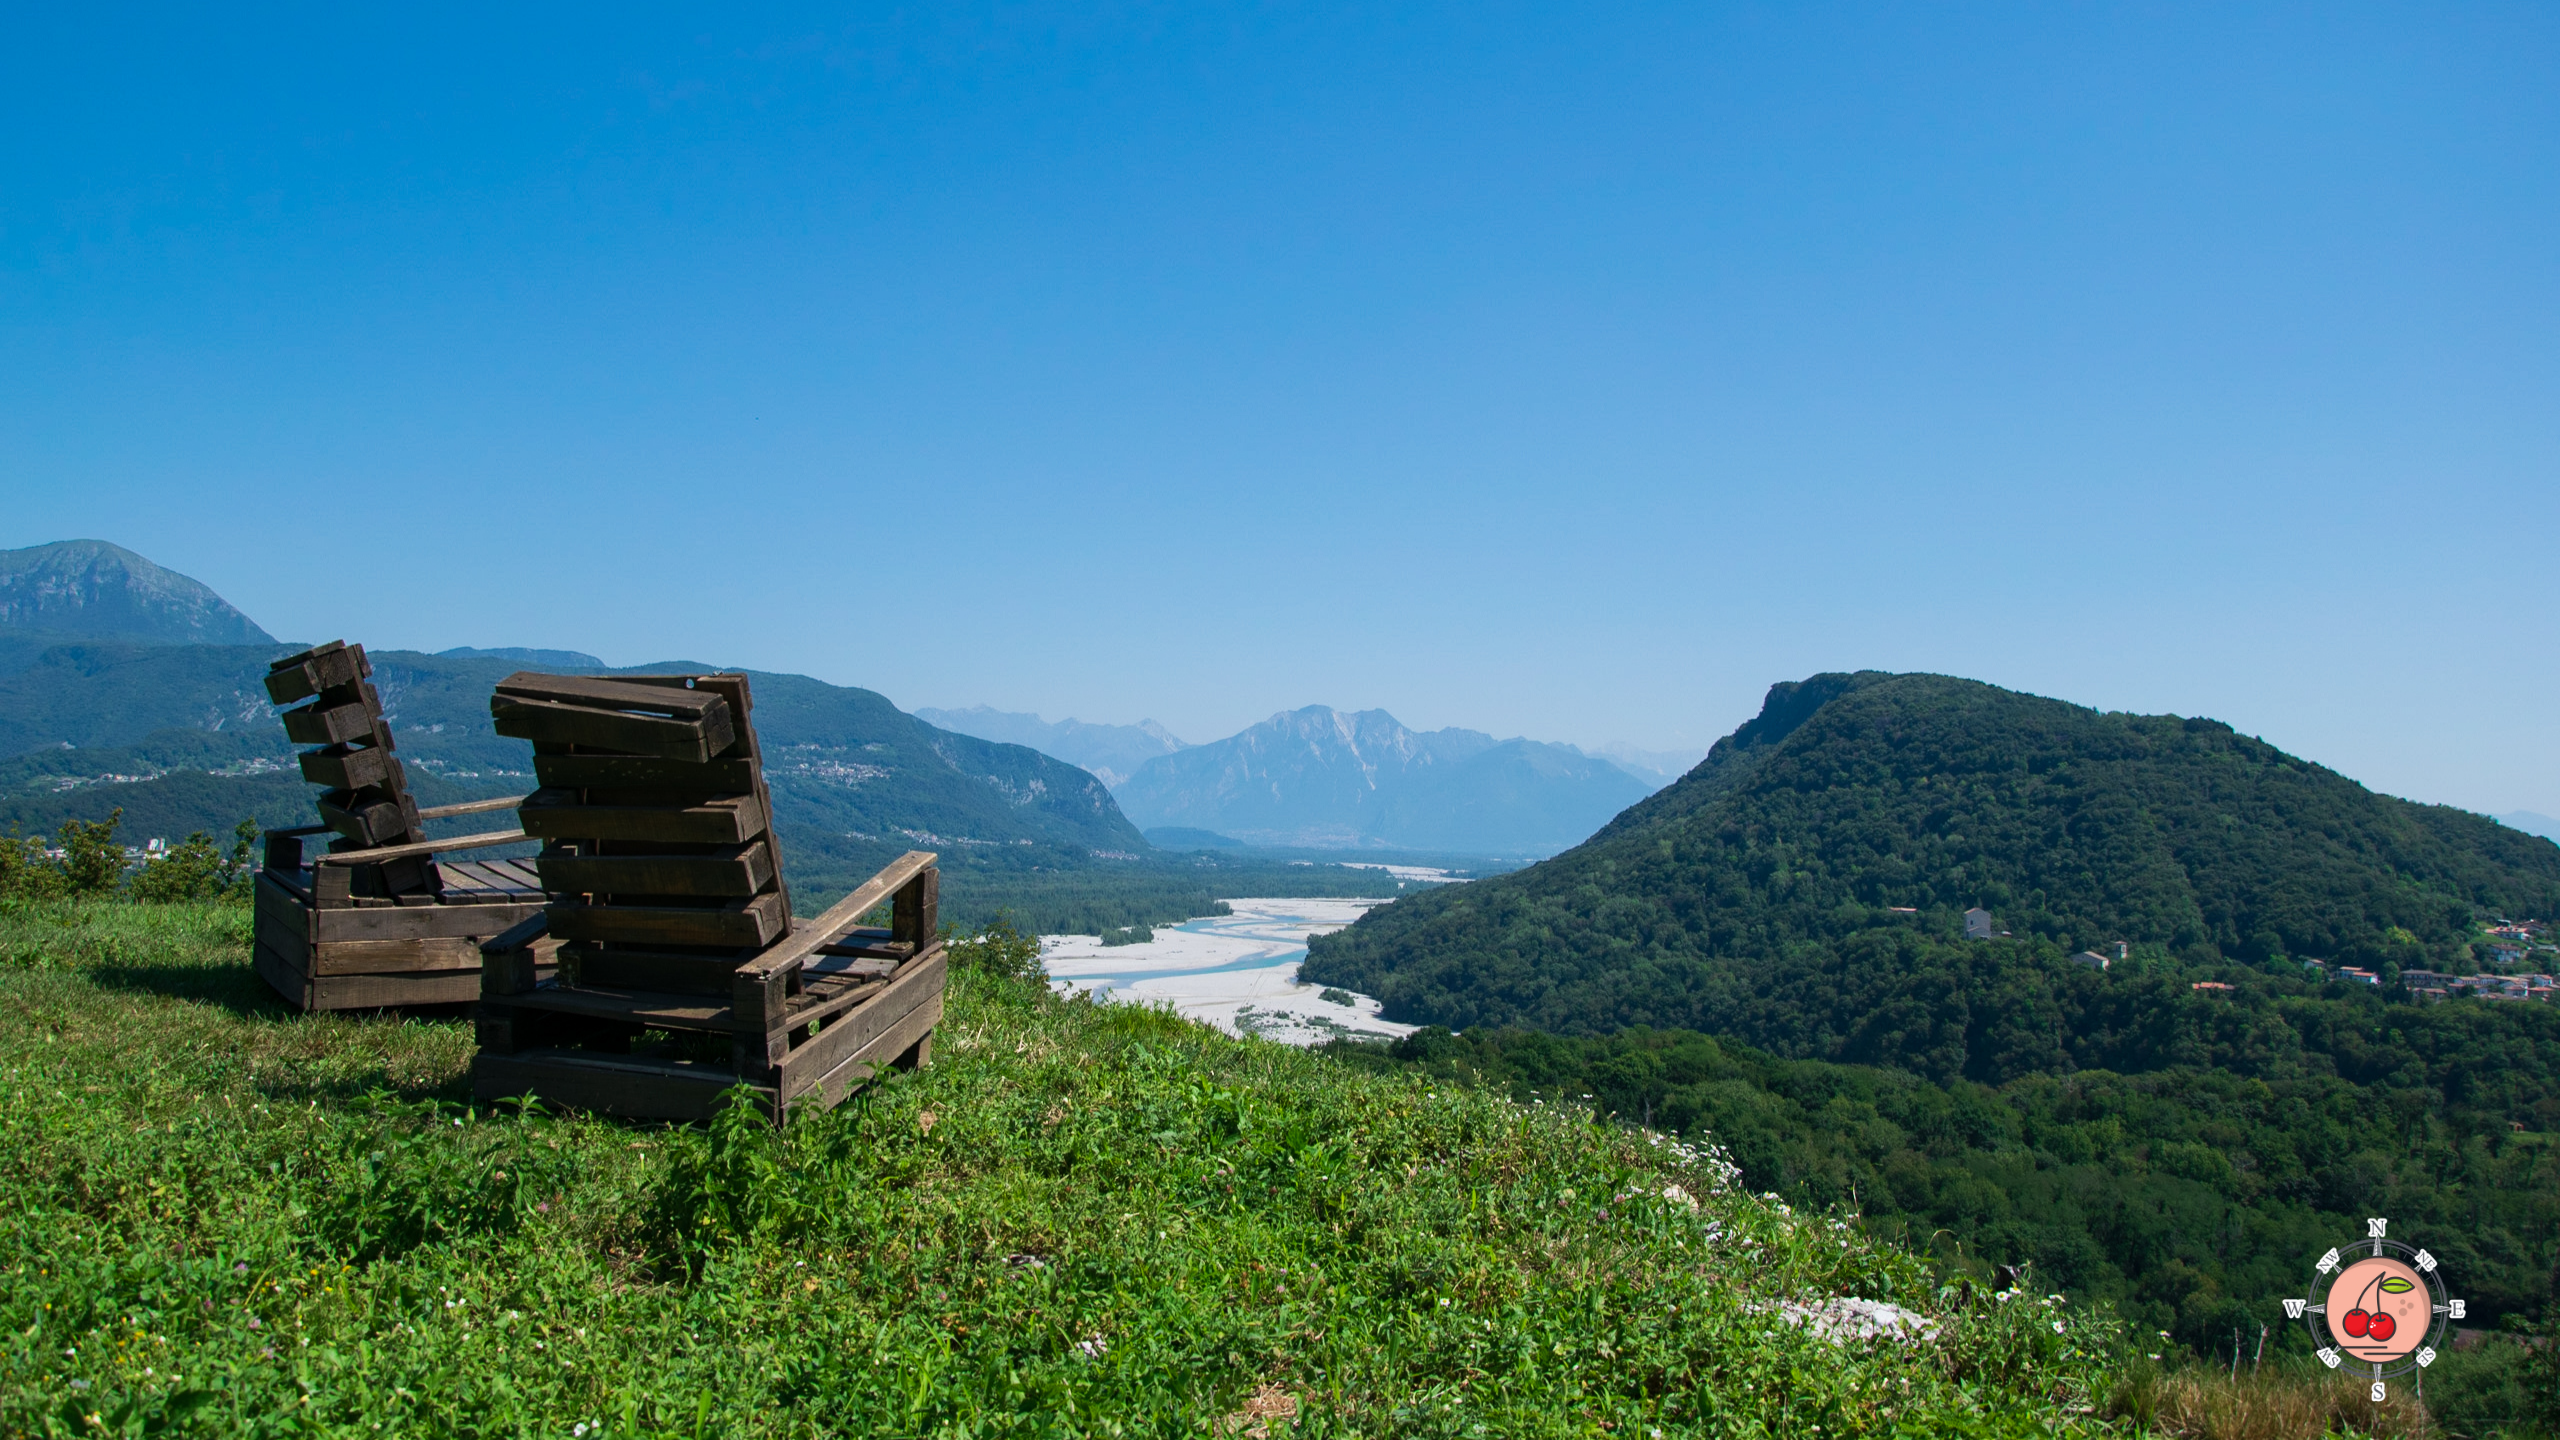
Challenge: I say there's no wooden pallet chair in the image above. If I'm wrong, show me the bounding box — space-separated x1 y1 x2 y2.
250 640 558 1010
469 671 945 1123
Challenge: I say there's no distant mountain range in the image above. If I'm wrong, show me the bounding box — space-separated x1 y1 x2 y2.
1580 740 1706 786
915 706 1186 788
2503 811 2560 843
923 702 1700 856
0 541 1668 863
437 646 608 669
0 642 1146 863
0 537 1153 866
1107 704 1654 855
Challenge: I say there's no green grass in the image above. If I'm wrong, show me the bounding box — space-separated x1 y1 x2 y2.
1 901 2124 1437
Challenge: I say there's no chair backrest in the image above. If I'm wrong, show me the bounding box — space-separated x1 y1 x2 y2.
491 671 791 993
265 640 427 854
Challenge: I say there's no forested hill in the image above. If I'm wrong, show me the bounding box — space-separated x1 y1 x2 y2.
1302 671 2560 1061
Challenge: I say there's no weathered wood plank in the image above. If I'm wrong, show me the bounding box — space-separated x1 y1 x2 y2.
893 867 938 947
490 697 734 763
263 643 365 705
311 968 481 1008
808 949 906 978
309 828 529 869
517 790 764 846
535 840 774 898
312 936 484 976
317 792 417 847
489 858 543 888
532 753 760 792
282 700 379 747
499 984 739 1030
436 862 505 895
297 744 394 792
415 795 529 820
566 946 746 995
471 1050 770 1123
310 896 548 944
545 891 788 949
493 673 731 720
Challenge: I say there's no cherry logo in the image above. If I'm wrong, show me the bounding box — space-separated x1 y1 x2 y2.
2344 1272 2415 1346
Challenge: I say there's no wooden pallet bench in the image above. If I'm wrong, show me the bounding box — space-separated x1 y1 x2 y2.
469 672 945 1123
250 641 561 1010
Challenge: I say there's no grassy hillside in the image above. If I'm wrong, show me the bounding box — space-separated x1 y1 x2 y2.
1303 672 2560 1046
0 901 2118 1437
1325 1012 2560 1348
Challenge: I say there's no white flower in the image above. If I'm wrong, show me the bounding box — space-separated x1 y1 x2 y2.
575 1426 588 1438
2052 1320 2066 1334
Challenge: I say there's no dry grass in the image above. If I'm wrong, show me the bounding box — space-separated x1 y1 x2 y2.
2119 1364 2438 1440
1217 1382 1302 1437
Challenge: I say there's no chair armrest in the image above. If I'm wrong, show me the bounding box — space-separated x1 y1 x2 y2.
311 829 529 866
481 912 551 956
732 850 937 1028
416 794 528 821
480 912 552 996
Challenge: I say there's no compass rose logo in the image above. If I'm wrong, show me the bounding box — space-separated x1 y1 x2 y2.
2284 1218 2465 1403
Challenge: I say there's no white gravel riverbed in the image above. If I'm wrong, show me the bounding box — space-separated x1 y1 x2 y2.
1043 897 1419 1046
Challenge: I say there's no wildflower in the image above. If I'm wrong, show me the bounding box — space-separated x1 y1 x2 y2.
2052 1320 2066 1334
234 1263 248 1274
1077 1335 1108 1358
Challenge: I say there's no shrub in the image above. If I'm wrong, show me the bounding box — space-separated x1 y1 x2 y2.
0 810 130 901
0 830 61 901
943 912 1046 982
125 819 259 904
56 810 127 897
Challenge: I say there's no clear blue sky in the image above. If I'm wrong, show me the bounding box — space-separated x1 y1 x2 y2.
4 5 2553 815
